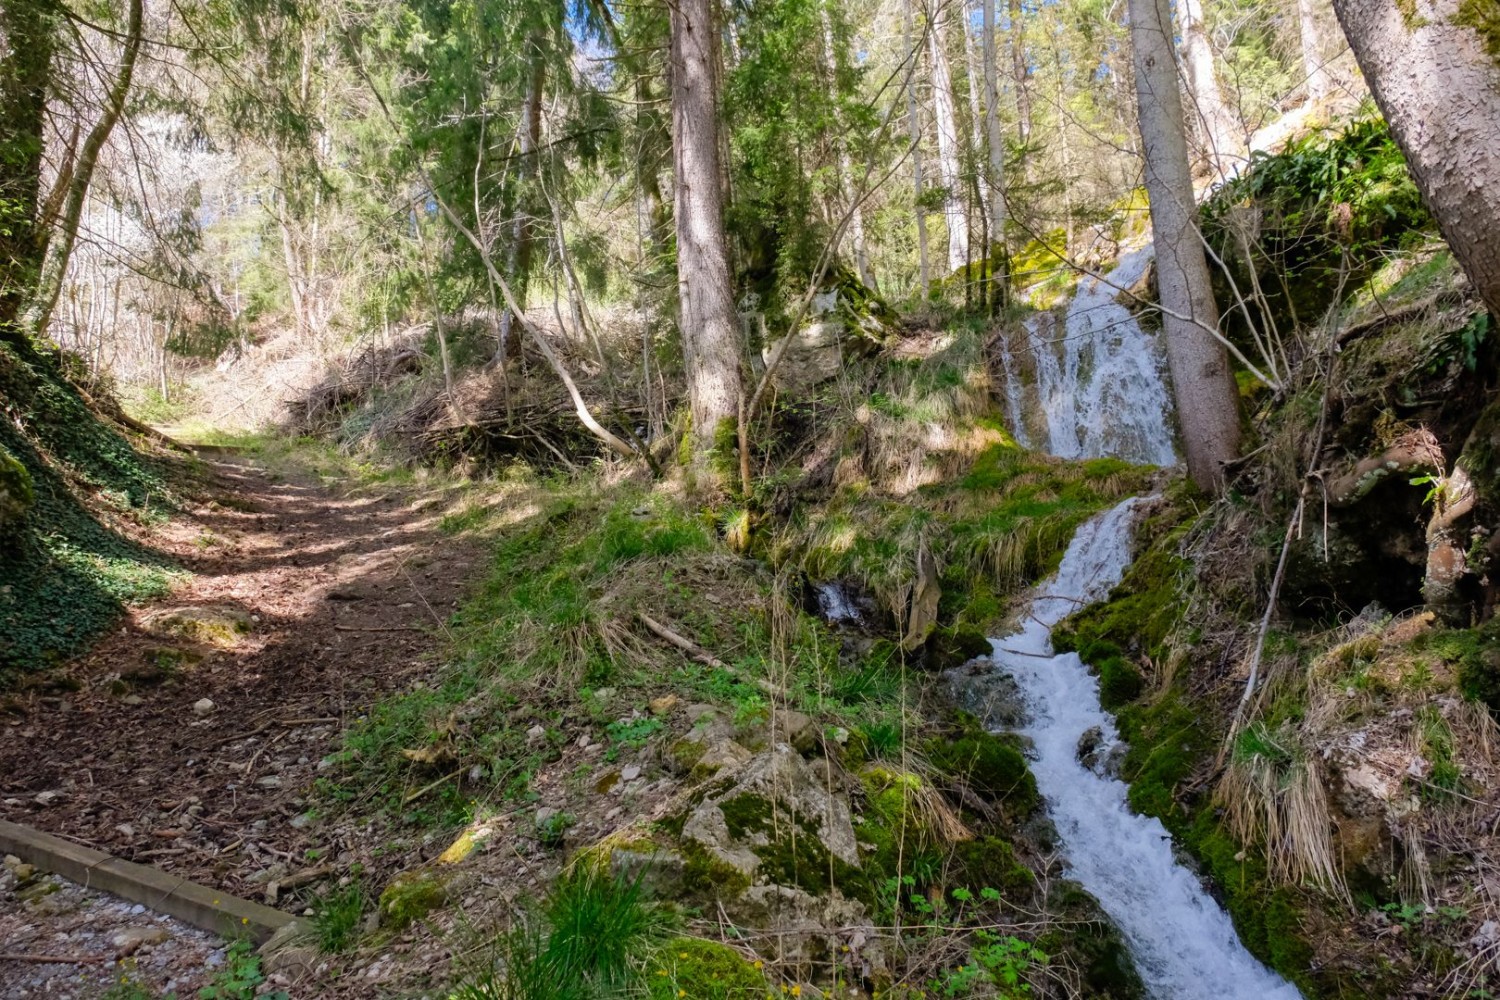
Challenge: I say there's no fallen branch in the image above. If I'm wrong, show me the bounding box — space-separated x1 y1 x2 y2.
333 624 422 633
637 612 784 697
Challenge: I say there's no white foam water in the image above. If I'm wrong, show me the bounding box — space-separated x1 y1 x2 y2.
988 498 1302 999
1008 247 1178 467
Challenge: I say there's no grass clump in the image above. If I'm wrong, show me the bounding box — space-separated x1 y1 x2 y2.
453 868 670 1000
313 881 368 953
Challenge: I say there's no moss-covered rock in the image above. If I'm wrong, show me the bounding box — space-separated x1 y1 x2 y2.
925 721 1040 818
0 445 34 537
647 937 768 1000
378 871 447 929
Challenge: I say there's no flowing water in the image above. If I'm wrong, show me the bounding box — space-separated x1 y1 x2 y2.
984 252 1300 995
986 500 1301 998
1005 247 1178 467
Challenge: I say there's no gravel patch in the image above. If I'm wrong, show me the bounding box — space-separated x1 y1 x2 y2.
0 856 226 999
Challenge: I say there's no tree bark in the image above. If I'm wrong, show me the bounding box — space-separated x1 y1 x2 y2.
670 0 743 457
498 52 546 362
1178 0 1242 178
0 0 54 344
962 11 991 226
1297 0 1335 101
928 10 969 275
903 0 931 299
1330 0 1500 320
820 1 875 290
1008 0 1032 143
27 0 144 337
1130 0 1242 492
983 0 1009 307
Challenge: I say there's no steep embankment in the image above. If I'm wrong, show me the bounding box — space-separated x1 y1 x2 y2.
0 341 184 675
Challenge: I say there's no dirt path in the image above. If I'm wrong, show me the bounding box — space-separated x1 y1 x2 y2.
0 455 485 929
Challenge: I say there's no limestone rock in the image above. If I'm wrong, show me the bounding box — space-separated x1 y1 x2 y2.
680 745 860 887
112 925 170 954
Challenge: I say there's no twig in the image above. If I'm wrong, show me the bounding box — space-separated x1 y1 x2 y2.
403 768 463 806
332 624 422 633
637 612 784 696
0 953 109 965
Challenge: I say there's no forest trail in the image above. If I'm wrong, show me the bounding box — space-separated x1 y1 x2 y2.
0 453 484 894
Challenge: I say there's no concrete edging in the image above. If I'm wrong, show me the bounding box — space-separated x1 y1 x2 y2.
0 819 297 945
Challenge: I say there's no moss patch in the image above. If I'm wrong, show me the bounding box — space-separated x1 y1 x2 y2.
378 871 447 930
647 937 768 1000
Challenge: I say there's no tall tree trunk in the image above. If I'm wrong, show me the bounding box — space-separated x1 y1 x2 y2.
1178 0 1241 178
498 52 546 363
1297 0 1335 101
962 11 992 226
1130 0 1241 492
928 11 969 275
27 0 144 337
1008 0 1032 143
670 0 743 457
1330 0 1500 320
0 0 54 345
903 0 931 299
983 0 1009 307
820 1 875 290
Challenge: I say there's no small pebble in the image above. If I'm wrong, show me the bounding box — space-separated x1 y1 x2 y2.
192 698 215 716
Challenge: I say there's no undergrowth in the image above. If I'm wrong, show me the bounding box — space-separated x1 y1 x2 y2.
0 342 183 675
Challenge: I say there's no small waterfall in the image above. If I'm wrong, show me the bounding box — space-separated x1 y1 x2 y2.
988 499 1301 999
1005 247 1177 467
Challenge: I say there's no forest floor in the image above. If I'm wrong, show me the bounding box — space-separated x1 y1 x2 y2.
0 449 489 996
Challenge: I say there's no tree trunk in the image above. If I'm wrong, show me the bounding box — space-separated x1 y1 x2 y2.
928 12 969 275
498 53 546 363
962 12 992 226
0 0 54 344
1297 0 1335 101
1330 0 1500 320
903 0 931 299
983 0 1009 308
1130 0 1242 492
820 1 875 290
27 0 144 337
1178 0 1242 178
671 0 743 457
1008 0 1032 143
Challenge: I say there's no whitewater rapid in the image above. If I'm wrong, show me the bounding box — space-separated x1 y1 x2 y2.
986 498 1301 999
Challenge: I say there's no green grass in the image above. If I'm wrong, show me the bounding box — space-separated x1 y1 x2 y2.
452 868 670 1000
313 881 368 953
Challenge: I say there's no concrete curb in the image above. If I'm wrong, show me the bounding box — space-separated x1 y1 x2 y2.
0 819 296 945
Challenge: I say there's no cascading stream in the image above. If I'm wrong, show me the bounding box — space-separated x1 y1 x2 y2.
988 253 1300 994
1005 247 1178 467
987 501 1301 998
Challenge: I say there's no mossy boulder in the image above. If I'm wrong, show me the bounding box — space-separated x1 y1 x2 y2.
377 871 447 929
678 746 864 901
0 445 33 537
925 724 1040 818
139 606 252 647
647 937 768 1000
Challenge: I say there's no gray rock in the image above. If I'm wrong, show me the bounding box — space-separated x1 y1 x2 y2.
680 745 860 888
192 698 215 717
621 764 641 781
774 710 819 754
112 926 170 954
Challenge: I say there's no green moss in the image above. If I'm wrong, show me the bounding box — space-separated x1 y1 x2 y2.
717 792 867 899
0 444 34 534
952 836 1035 898
1453 0 1500 56
378 871 447 930
679 839 754 900
1096 655 1144 708
925 724 1040 817
647 937 768 1000
1037 883 1146 999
